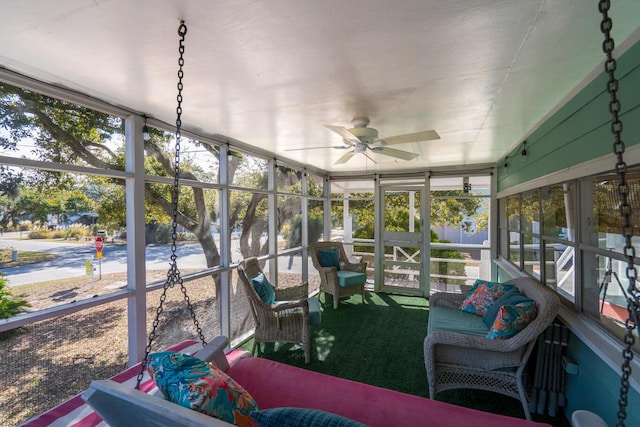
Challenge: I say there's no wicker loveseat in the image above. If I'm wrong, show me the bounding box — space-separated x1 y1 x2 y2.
424 276 560 420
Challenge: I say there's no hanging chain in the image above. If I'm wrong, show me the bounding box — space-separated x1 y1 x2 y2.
598 2 640 426
135 20 207 390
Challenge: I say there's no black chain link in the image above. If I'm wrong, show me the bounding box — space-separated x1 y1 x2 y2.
136 20 207 390
598 2 640 426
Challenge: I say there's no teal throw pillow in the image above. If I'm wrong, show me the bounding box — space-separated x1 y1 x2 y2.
318 248 341 270
147 352 259 427
250 407 366 427
486 301 538 339
252 273 276 304
482 288 533 328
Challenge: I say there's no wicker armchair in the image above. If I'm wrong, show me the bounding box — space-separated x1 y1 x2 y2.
423 277 560 420
238 257 312 363
309 241 367 309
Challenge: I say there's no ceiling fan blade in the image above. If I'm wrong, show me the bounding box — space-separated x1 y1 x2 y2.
334 151 356 165
325 125 361 143
380 130 440 145
374 147 420 161
363 152 378 164
285 145 348 151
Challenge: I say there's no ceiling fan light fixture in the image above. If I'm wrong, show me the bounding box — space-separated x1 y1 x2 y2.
354 144 367 154
322 118 438 164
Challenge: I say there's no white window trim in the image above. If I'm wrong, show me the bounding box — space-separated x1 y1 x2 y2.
496 257 640 392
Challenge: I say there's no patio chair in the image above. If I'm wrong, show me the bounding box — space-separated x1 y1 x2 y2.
309 241 367 309
238 257 313 363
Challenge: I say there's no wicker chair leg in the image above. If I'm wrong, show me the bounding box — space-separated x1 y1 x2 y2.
302 335 311 363
251 340 257 356
333 293 339 309
517 375 531 420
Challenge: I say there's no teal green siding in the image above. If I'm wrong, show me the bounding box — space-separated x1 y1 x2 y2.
496 38 640 422
565 336 639 427
498 40 640 192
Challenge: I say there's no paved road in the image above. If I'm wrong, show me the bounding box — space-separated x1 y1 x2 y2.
0 232 304 287
0 232 210 287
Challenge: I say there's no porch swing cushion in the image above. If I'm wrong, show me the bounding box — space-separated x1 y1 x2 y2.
336 270 367 287
147 352 259 427
25 338 552 427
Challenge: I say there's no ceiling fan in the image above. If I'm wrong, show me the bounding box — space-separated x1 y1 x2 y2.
287 117 440 164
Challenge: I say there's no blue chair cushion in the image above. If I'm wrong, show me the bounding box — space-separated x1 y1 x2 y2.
251 273 276 304
336 270 366 287
318 248 341 270
427 305 489 337
308 297 321 326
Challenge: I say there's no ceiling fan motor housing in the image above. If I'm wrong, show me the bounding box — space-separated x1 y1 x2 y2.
348 126 378 143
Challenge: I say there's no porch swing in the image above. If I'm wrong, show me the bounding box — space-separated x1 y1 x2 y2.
79 20 245 426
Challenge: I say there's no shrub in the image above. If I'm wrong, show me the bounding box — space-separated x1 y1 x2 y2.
155 223 174 243
0 272 30 320
28 229 51 239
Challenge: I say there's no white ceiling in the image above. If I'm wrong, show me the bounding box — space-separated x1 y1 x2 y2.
2 0 640 174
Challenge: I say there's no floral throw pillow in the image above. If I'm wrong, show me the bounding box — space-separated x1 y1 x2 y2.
147 352 258 427
487 301 538 339
459 280 516 316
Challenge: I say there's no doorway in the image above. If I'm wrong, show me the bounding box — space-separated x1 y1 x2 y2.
378 185 429 296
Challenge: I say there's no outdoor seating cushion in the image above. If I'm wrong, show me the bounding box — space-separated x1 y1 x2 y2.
486 301 538 339
427 304 489 337
482 288 534 328
250 407 366 427
251 273 276 304
24 339 551 427
460 280 516 316
147 352 258 426
228 356 552 427
336 270 366 287
318 248 341 270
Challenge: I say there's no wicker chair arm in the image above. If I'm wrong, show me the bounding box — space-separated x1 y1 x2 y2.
271 299 309 315
316 265 339 279
274 283 309 300
429 292 466 309
342 260 367 273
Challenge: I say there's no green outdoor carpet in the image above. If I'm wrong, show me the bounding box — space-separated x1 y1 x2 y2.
239 291 570 426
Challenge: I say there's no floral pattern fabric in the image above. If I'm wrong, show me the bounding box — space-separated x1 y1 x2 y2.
487 301 538 339
459 280 516 316
147 352 259 427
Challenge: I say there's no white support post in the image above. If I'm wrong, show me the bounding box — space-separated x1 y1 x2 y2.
301 171 309 282
219 144 231 341
125 115 148 366
268 159 277 281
